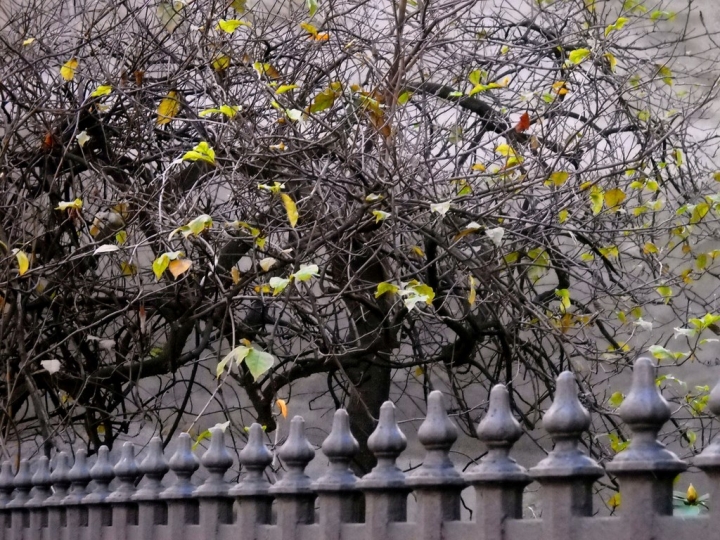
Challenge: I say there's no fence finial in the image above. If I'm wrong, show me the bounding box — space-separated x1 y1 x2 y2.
271 416 316 493
27 456 52 506
695 378 720 468
0 461 14 508
607 357 686 472
46 452 71 504
408 391 463 485
359 401 407 487
64 449 91 504
107 442 140 502
466 384 528 482
7 460 32 507
315 409 359 490
83 446 114 503
230 423 273 496
195 427 234 496
530 372 602 478
161 433 199 498
133 437 169 500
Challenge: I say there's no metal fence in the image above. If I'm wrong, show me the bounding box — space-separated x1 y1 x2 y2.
0 356 717 540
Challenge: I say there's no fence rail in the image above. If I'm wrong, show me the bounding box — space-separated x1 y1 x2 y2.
0 356 718 540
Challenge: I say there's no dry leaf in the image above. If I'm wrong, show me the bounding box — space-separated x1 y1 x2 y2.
168 258 192 278
275 398 288 418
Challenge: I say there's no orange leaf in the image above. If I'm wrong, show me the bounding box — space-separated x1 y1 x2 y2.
168 258 192 279
275 399 288 418
515 111 530 133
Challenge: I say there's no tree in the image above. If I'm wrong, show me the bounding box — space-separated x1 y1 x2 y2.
1 0 719 479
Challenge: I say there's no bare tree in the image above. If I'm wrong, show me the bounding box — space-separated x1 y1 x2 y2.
1 0 720 482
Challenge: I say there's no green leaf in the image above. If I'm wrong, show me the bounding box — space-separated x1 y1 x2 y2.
182 141 216 165
656 285 673 303
170 214 213 240
293 264 319 282
609 392 625 408
276 84 299 94
245 348 275 380
269 277 291 295
398 91 413 105
650 10 675 21
152 253 170 280
217 345 250 377
307 0 318 17
372 210 390 222
568 48 591 65
375 282 399 298
555 288 571 312
605 17 629 36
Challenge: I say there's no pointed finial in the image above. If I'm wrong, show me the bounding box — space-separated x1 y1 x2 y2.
63 449 91 504
229 423 273 496
27 457 52 507
695 378 720 469
106 443 140 502
358 401 407 488
607 358 686 473
314 410 360 490
7 460 32 507
195 427 234 497
466 384 529 484
83 446 114 503
133 437 169 500
408 392 464 486
530 372 602 479
270 416 316 494
160 433 199 498
0 461 14 508
46 452 71 504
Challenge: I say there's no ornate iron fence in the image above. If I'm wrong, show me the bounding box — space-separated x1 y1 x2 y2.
0 356 717 540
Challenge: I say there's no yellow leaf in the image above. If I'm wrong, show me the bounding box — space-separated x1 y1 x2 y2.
281 193 298 227
217 18 250 33
657 65 673 85
152 254 169 280
157 91 181 125
116 230 127 245
22 38 35 46
300 21 318 36
495 143 516 157
168 258 192 279
231 267 241 284
410 245 425 257
56 198 83 211
471 163 486 171
91 85 112 98
687 484 698 504
643 242 658 254
604 188 626 209
468 275 477 306
375 282 399 298
590 187 604 215
120 261 137 276
182 141 215 165
276 84 299 94
568 48 591 65
604 52 617 72
547 171 569 187
60 58 79 81
212 55 231 72
608 493 621 509
13 249 29 276
275 399 288 418
558 209 569 223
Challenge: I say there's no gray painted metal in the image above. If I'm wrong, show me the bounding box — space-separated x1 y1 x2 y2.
0 356 715 540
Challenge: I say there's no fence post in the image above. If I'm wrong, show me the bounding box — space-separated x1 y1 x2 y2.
132 437 169 540
7 460 31 540
63 450 91 536
82 446 114 534
26 457 51 540
0 462 14 540
194 428 234 540
693 379 720 528
160 433 200 540
465 385 529 540
45 452 71 540
314 410 362 540
107 442 141 540
357 401 410 540
229 423 273 540
407 391 465 540
606 357 687 540
269 416 317 540
529 372 603 540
